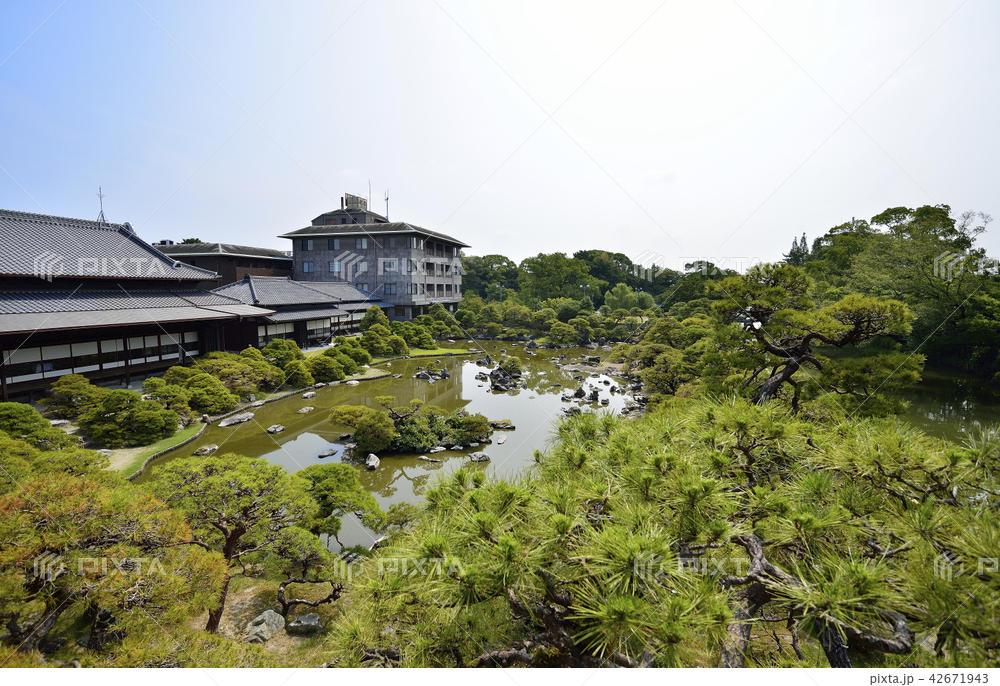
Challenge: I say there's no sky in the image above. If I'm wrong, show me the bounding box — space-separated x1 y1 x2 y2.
0 0 997 270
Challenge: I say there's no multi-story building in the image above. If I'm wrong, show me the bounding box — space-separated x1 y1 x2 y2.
280 193 468 320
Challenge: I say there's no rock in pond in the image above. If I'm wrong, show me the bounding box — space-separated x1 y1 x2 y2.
489 419 516 430
286 613 324 636
496 435 507 445
469 452 491 463
450 444 464 451
428 446 446 454
193 444 219 456
345 380 360 386
297 406 315 414
365 453 380 470
219 412 254 427
318 448 338 459
302 391 317 399
245 610 284 643
249 400 266 407
266 424 284 434
418 455 442 463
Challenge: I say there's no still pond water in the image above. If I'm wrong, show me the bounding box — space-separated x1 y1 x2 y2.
141 344 998 548
142 343 631 549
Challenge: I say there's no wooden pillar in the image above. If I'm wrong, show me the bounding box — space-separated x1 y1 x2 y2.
123 335 132 387
1 353 8 402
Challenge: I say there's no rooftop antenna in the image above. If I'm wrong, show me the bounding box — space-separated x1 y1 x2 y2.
384 188 389 220
96 186 107 225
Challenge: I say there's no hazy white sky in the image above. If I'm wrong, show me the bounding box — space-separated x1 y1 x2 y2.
1 0 997 268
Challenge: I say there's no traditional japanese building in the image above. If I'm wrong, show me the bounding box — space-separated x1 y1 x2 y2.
154 241 292 285
212 274 385 348
0 210 273 400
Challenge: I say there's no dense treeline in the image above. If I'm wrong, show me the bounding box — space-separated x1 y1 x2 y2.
464 205 1000 380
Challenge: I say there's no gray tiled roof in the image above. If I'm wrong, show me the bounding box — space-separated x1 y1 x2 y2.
0 289 249 314
214 275 378 307
0 209 218 281
158 242 292 261
279 221 470 248
0 289 273 335
264 307 347 323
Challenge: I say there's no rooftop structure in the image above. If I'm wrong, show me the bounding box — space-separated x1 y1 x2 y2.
156 241 293 285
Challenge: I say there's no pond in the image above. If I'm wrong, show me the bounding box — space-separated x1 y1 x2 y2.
140 343 634 549
898 368 1000 442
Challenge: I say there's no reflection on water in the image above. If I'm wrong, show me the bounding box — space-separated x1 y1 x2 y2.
899 369 999 441
142 343 631 549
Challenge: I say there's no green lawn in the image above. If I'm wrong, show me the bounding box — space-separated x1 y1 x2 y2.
308 345 470 362
369 347 470 364
119 423 204 477
408 346 472 357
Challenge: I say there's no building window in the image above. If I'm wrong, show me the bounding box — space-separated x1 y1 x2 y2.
257 323 294 345
302 261 314 273
100 339 125 369
356 282 369 292
182 331 200 358
306 318 332 345
383 259 397 272
39 344 73 377
419 283 425 294
71 341 101 372
328 238 341 250
301 239 313 251
4 347 43 383
329 260 342 274
160 333 181 361
384 283 397 296
356 237 368 249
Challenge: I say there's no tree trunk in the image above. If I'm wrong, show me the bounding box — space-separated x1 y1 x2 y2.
753 360 800 404
17 599 70 652
818 622 852 668
718 583 768 667
719 598 754 667
205 574 231 633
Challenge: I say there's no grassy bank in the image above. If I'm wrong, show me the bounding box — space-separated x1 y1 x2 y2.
114 423 204 477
